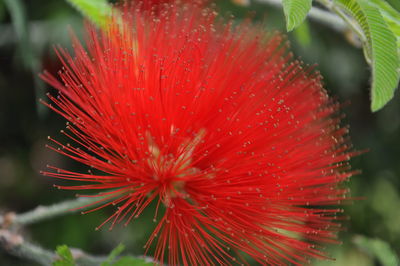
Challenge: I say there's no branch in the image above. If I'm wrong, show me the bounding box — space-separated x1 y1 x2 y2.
0 230 54 266
0 196 155 265
0 196 104 227
255 0 348 32
0 229 107 266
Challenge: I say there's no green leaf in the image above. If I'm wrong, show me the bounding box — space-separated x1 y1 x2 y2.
4 0 48 116
3 0 33 68
293 20 312 46
368 0 400 54
53 245 76 266
335 0 400 111
282 0 312 31
353 235 400 266
64 0 114 28
99 244 152 266
112 256 153 266
385 0 400 12
100 243 125 266
357 0 400 111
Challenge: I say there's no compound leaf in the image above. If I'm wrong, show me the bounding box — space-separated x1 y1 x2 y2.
282 0 312 31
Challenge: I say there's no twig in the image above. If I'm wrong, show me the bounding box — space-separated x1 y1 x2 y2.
0 229 108 266
0 230 54 266
0 196 105 227
0 196 156 265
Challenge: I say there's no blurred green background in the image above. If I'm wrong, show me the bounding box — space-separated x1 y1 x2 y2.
0 0 399 265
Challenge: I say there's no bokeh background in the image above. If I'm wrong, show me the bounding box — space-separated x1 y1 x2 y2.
0 0 399 265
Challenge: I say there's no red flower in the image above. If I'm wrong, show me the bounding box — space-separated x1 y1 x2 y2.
42 2 355 265
137 0 207 11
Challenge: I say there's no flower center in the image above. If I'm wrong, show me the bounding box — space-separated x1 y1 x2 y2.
146 127 206 206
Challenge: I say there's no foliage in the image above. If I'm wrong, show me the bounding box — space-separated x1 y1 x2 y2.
100 243 126 266
54 245 75 266
282 0 400 111
64 0 114 28
53 244 152 266
282 0 312 31
368 0 400 52
334 0 399 111
3 0 33 68
100 243 152 266
353 236 400 266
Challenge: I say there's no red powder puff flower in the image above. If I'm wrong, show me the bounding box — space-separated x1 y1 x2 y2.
137 0 207 12
41 2 355 265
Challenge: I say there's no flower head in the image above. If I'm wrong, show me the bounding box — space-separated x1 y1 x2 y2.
42 2 355 265
137 0 207 12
